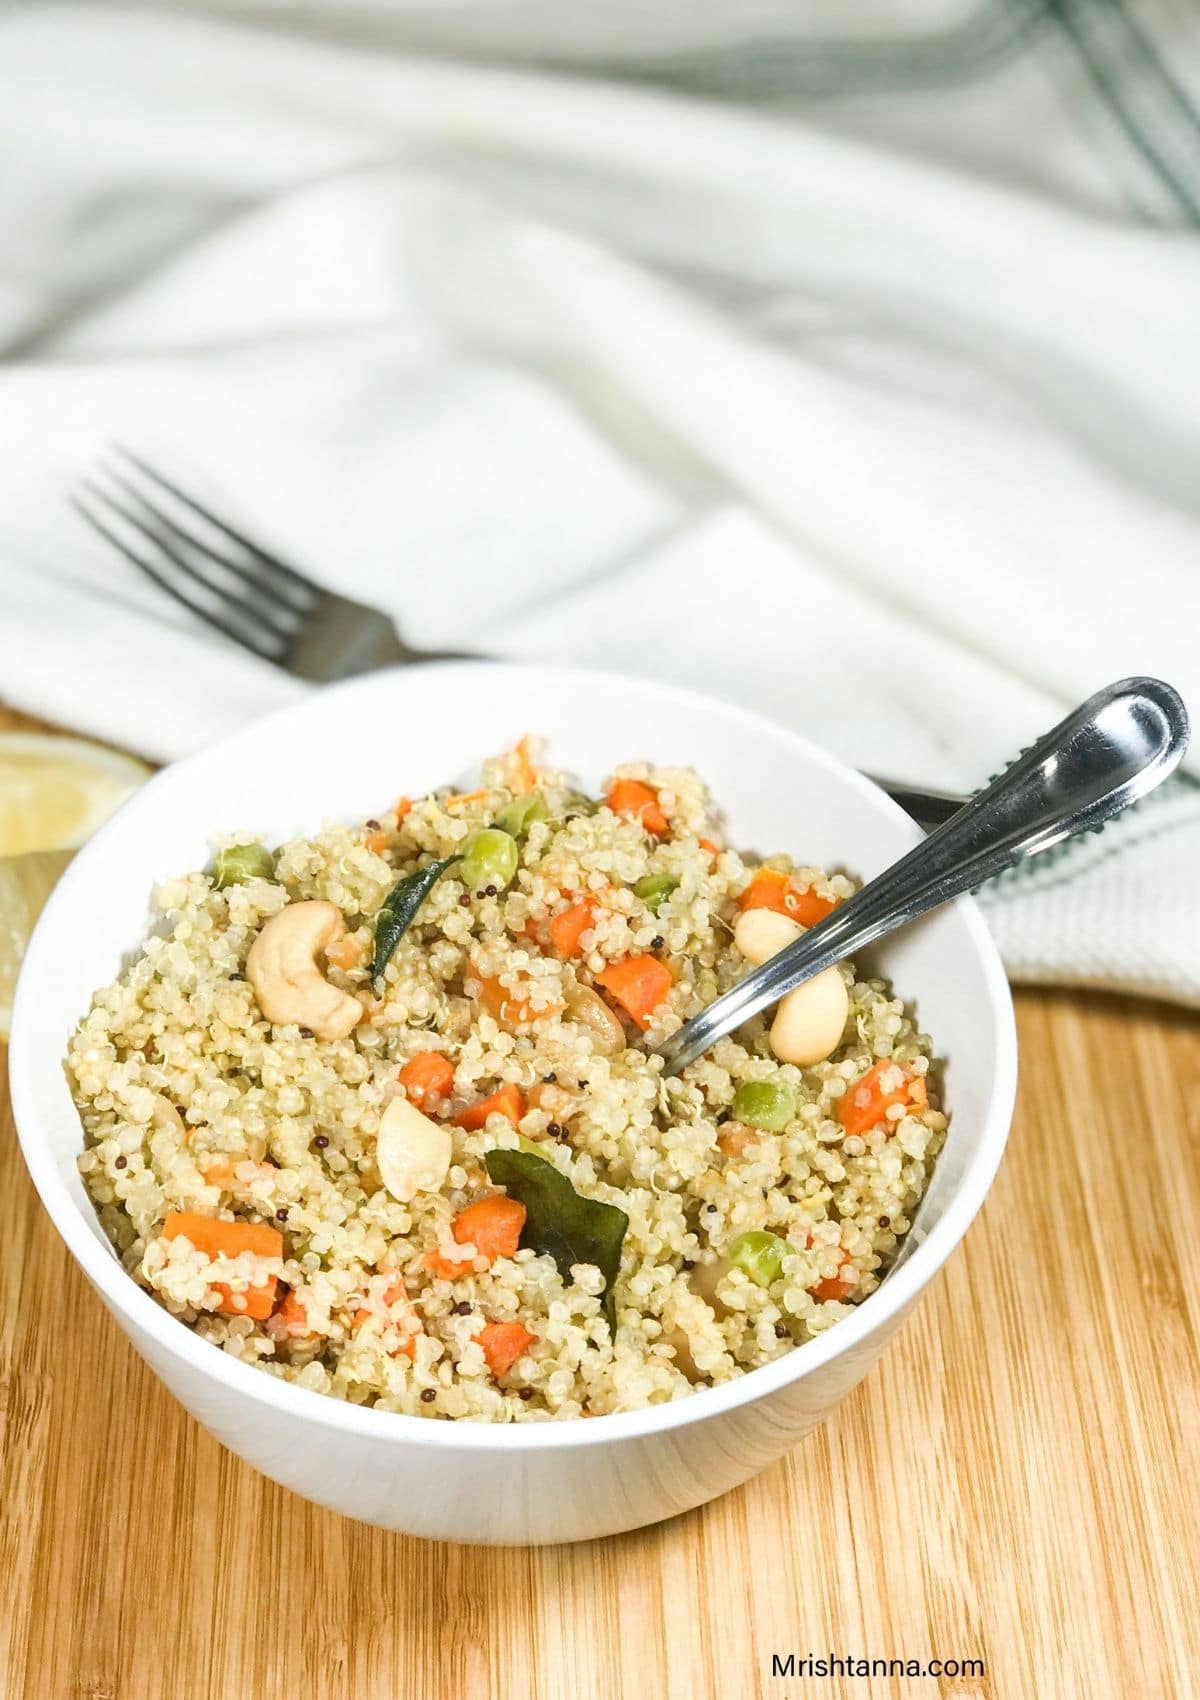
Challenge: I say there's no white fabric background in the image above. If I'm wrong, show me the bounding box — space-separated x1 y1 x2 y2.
1 2 1198 1003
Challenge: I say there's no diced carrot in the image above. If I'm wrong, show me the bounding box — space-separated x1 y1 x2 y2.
606 778 668 836
512 735 539 795
452 1195 526 1261
520 917 549 950
454 1082 524 1132
365 831 390 856
351 1278 419 1355
162 1211 282 1319
549 894 600 958
399 1051 456 1109
278 1289 305 1327
200 1157 240 1188
717 1125 758 1158
789 888 837 927
395 796 413 823
478 975 562 1028
808 1248 856 1303
479 975 533 1027
276 1289 313 1338
836 1061 913 1135
526 1076 572 1117
737 867 789 913
738 867 836 927
354 1277 414 1327
698 837 721 864
446 789 488 811
594 954 673 1030
326 934 363 970
162 1211 281 1261
424 1249 474 1280
477 1320 535 1377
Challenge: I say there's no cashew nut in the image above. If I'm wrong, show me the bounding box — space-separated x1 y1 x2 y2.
732 906 803 965
663 1324 703 1383
687 1255 730 1318
769 971 850 1066
375 1095 452 1203
733 906 849 1067
246 900 363 1041
664 1280 728 1382
564 976 626 1056
152 1096 186 1136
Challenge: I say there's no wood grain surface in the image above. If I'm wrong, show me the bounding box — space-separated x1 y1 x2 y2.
1 709 1197 1700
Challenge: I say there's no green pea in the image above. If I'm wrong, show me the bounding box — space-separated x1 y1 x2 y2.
494 793 549 839
731 1079 795 1132
212 843 275 889
727 1229 790 1288
633 871 680 914
459 827 519 893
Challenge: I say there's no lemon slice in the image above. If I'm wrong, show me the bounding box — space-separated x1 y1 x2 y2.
0 849 75 1041
0 732 151 856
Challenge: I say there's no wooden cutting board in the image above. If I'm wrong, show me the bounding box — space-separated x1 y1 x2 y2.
1 708 1197 1700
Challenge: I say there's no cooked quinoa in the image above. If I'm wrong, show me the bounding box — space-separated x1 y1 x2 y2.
68 742 946 1422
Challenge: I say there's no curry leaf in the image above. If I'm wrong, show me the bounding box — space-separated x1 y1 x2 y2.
484 1147 628 1333
371 854 459 987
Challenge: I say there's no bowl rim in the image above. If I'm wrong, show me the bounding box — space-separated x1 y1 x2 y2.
10 661 1017 1452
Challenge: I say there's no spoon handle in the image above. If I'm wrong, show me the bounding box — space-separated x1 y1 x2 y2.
657 677 1189 1074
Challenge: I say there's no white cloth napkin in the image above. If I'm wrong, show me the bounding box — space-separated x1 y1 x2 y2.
1 3 1199 1005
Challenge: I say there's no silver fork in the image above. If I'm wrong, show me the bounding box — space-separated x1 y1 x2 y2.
74 449 966 825
73 448 467 679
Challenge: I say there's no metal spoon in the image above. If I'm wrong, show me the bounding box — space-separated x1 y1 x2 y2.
656 677 1189 1074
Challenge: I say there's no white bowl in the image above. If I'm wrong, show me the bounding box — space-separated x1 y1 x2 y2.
10 664 1016 1545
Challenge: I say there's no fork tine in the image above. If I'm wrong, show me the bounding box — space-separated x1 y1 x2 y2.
72 489 287 664
111 445 323 605
79 475 299 649
94 465 304 641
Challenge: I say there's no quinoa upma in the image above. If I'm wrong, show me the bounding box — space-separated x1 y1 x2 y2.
68 742 946 1422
